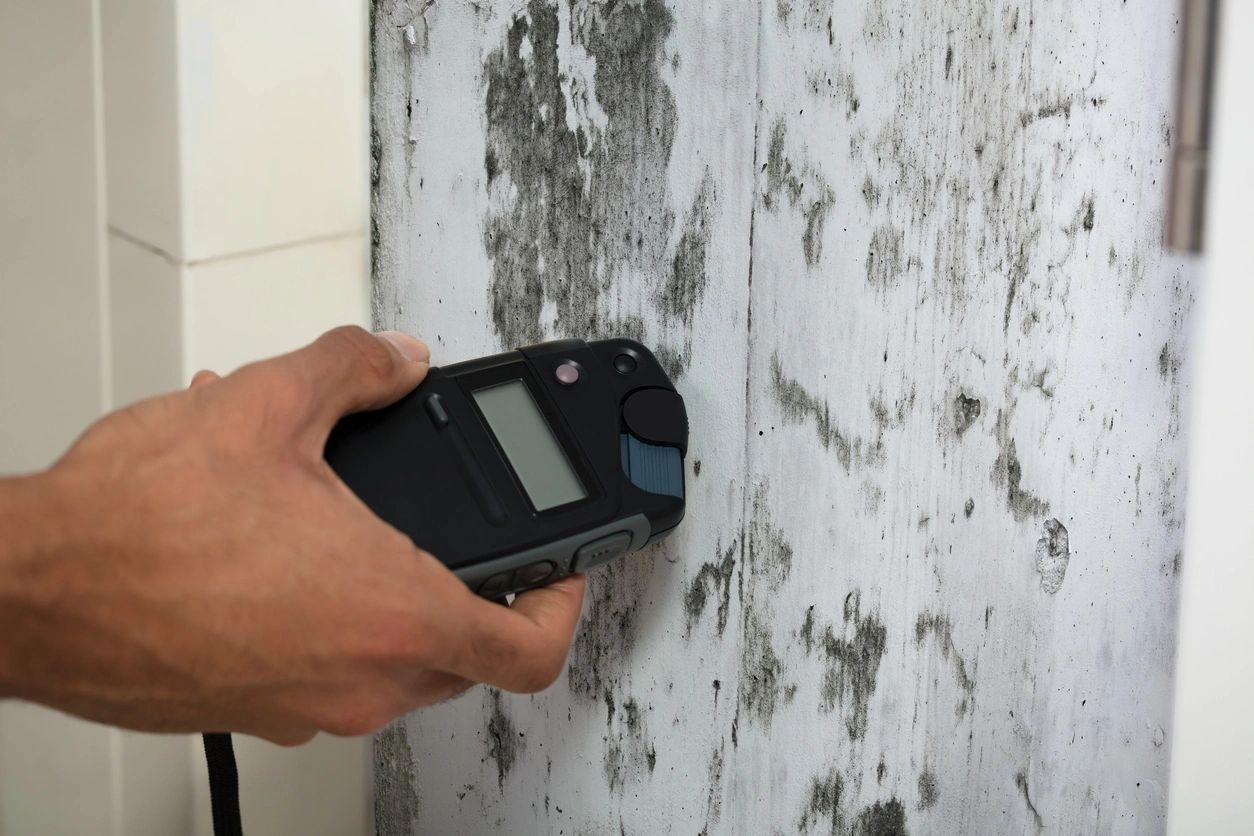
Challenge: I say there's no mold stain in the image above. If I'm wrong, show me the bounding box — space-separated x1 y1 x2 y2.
763 119 835 267
482 0 679 349
750 484 794 588
798 767 844 835
1034 518 1071 594
683 539 738 637
603 695 655 795
770 352 856 469
738 609 787 726
486 689 522 790
866 224 905 288
374 718 420 836
809 591 888 740
699 743 726 835
953 393 982 436
567 553 657 701
852 798 908 836
1015 771 1045 831
917 769 938 809
662 171 716 327
915 612 976 717
992 412 1050 521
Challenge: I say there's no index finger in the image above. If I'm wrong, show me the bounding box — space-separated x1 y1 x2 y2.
430 575 587 693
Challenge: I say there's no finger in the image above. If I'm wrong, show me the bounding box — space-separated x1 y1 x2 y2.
189 369 221 389
274 326 429 433
433 575 587 693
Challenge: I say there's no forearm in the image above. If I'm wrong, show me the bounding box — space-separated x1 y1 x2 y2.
0 469 76 699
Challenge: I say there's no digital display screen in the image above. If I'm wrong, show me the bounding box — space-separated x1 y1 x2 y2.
472 380 587 511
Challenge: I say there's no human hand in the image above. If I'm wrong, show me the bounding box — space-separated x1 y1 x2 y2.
0 326 586 744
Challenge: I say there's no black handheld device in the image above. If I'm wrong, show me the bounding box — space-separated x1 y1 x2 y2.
324 338 688 598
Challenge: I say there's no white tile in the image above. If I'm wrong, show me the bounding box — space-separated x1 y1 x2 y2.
100 0 184 258
184 234 369 376
177 0 369 261
0 704 116 836
191 735 370 836
0 0 108 474
109 233 184 407
119 733 194 835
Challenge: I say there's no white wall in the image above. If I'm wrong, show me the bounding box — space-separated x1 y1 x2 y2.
1166 1 1254 831
0 2 371 833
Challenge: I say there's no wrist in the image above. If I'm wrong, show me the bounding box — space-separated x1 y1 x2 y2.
0 468 85 698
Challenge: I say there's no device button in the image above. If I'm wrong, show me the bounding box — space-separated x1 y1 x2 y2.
572 531 633 572
555 362 580 385
613 353 637 375
423 394 449 428
516 561 555 586
478 571 514 598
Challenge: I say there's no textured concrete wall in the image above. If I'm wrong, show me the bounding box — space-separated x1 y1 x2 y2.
370 2 1194 833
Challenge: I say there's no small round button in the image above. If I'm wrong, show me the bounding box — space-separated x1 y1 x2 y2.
555 363 580 385
516 561 555 586
613 353 637 375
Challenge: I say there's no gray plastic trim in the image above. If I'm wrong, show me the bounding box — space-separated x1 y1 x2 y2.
454 513 653 595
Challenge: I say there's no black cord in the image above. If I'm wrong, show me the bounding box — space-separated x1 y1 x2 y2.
202 732 244 836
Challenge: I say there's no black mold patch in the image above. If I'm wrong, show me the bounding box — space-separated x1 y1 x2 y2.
568 553 657 700
749 484 794 588
814 592 888 740
852 798 908 836
700 743 725 834
738 610 786 726
917 769 938 809
482 0 677 349
799 767 844 834
992 413 1049 521
374 719 420 836
662 172 715 327
1034 518 1070 594
603 694 655 794
1015 771 1044 830
953 393 982 436
866 224 905 288
684 539 738 637
914 612 976 717
770 352 856 469
486 689 522 790
763 119 835 267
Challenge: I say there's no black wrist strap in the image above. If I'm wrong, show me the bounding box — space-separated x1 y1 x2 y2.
202 732 244 836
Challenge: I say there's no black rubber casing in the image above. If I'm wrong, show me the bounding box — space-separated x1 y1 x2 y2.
324 338 687 597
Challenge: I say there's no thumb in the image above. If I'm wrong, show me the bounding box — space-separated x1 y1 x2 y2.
274 326 430 432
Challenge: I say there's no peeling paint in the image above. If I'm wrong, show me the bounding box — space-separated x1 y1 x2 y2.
1034 518 1071 594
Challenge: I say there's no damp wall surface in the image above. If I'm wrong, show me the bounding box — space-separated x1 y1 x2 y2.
370 2 1194 833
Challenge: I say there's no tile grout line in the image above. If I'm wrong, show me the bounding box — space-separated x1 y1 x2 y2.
107 225 366 270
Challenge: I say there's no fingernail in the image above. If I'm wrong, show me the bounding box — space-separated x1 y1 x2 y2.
379 331 430 363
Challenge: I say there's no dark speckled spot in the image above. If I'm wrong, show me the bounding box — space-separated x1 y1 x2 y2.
486 689 521 790
764 119 834 267
815 592 888 740
770 352 855 469
915 612 976 716
684 540 738 637
374 719 420 836
993 412 1049 521
917 769 938 809
799 767 844 834
852 798 908 835
662 172 715 326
